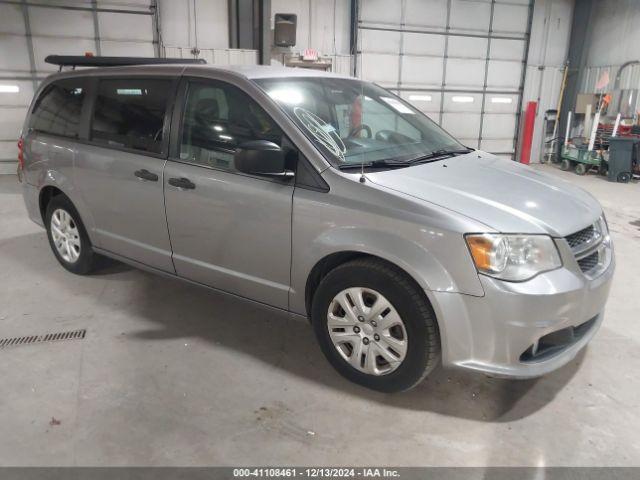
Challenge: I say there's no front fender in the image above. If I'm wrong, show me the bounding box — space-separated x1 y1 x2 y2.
289 184 486 316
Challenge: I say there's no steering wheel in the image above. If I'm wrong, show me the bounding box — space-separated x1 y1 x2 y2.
349 124 372 138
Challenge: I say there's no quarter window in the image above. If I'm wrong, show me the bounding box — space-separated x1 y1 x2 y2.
180 81 282 171
30 79 85 138
91 79 173 154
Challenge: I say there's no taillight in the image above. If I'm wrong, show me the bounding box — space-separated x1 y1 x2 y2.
17 137 24 170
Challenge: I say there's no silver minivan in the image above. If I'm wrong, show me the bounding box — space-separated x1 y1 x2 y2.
18 61 614 392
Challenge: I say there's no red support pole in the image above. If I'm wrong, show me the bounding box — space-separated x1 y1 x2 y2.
519 101 537 165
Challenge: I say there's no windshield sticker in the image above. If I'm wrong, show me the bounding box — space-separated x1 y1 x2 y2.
294 107 346 162
380 97 415 114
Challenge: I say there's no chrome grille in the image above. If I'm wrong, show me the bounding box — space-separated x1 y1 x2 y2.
564 217 611 278
565 225 596 249
577 251 599 273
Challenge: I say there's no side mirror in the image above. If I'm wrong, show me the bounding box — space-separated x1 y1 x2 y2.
234 140 294 178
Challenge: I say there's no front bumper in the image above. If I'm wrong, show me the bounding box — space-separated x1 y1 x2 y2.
430 242 615 378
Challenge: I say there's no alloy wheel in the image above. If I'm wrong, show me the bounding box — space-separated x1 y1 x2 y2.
50 208 81 263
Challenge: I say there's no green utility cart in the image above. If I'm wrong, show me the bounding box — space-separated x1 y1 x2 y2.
560 144 605 175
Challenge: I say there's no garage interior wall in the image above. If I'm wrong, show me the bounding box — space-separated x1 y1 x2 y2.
520 0 573 163
579 0 640 95
269 0 352 74
0 0 584 173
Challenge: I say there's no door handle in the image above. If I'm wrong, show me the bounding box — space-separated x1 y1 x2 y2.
168 177 196 190
134 169 159 182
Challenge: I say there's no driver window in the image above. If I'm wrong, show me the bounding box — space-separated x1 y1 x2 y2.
180 81 283 171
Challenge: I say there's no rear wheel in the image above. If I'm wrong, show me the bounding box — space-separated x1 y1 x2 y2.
45 195 98 274
311 258 440 392
575 163 587 175
560 159 572 171
617 172 631 183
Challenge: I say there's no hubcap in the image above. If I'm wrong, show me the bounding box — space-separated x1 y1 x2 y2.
327 287 408 376
50 208 81 263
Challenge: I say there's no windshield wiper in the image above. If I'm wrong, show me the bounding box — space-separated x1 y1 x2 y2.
338 159 412 170
406 147 474 164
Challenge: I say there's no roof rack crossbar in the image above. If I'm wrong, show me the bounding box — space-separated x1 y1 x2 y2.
45 55 206 68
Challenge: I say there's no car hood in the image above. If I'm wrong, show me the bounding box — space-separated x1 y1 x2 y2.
365 152 602 237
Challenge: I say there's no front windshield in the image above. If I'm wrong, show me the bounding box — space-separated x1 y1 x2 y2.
254 77 465 167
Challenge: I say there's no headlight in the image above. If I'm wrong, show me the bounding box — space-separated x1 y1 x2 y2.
465 234 562 281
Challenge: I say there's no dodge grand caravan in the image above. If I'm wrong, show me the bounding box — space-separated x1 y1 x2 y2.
18 59 614 392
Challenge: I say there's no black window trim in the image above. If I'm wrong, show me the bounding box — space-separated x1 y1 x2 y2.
83 75 180 160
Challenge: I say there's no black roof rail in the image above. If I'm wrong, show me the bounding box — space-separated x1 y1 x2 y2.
45 55 206 70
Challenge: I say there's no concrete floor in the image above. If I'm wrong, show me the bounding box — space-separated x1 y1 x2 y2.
0 165 639 467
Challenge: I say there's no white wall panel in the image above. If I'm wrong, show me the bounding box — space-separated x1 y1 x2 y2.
359 30 401 54
403 33 445 56
481 113 516 138
359 54 399 85
159 0 228 50
0 4 25 35
447 36 488 59
442 112 481 139
487 60 522 88
445 58 485 87
360 0 402 25
0 106 27 140
492 3 529 34
99 12 154 42
405 0 448 28
29 8 94 38
0 36 31 72
491 38 525 61
401 56 443 87
450 0 491 33
480 138 513 153
100 41 156 57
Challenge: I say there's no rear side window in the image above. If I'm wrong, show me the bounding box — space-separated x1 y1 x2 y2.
90 78 173 154
30 79 85 138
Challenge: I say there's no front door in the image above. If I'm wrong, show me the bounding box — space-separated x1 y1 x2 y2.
74 77 176 272
163 79 294 309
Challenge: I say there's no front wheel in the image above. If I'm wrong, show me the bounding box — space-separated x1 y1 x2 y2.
311 258 440 392
45 194 98 275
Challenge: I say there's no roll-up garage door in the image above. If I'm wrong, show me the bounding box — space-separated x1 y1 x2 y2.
355 0 533 159
0 0 157 174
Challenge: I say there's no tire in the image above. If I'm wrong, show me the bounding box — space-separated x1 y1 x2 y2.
311 258 440 393
575 163 587 175
617 172 631 183
45 194 98 275
560 159 571 171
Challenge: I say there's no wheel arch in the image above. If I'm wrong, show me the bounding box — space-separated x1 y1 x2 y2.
304 251 440 324
39 185 65 223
